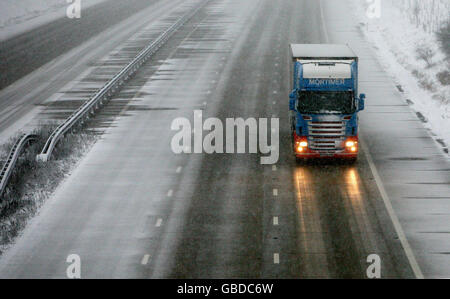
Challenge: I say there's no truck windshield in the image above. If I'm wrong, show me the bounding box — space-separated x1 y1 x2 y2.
297 91 355 114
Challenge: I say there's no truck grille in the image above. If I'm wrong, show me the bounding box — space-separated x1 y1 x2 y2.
308 121 346 152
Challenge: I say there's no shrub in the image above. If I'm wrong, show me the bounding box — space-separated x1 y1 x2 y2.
437 70 450 85
418 77 436 92
416 44 435 68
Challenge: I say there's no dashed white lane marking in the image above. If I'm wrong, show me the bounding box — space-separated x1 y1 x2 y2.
272 165 277 171
176 166 182 173
273 189 278 196
141 254 150 265
156 218 163 227
273 101 276 105
273 217 279 226
167 189 173 197
274 253 280 264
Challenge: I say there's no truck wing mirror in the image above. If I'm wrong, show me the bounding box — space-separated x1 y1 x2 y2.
289 99 296 111
289 92 296 111
289 94 296 111
359 94 366 111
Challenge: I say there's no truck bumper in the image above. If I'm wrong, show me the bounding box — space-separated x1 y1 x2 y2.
293 133 359 160
294 152 358 159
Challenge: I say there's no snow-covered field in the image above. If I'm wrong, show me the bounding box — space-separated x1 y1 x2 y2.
0 0 107 40
351 0 450 153
389 0 449 33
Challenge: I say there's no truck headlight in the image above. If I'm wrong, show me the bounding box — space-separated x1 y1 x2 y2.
296 141 308 153
345 141 355 147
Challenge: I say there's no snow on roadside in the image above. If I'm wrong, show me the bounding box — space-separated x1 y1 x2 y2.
0 130 98 255
0 0 108 41
350 0 450 154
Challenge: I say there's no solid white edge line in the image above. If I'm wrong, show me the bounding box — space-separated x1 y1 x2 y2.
318 0 424 279
273 217 279 226
360 139 424 279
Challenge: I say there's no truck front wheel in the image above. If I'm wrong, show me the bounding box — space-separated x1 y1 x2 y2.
295 157 306 164
346 157 357 164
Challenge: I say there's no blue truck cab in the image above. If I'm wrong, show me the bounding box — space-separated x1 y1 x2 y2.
289 44 365 161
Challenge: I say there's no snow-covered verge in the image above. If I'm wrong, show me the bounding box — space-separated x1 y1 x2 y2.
0 0 108 40
351 0 450 153
0 128 98 255
388 0 449 34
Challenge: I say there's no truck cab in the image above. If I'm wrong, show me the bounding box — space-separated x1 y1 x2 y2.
289 44 365 161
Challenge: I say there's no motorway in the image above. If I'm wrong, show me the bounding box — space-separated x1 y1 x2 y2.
0 0 449 278
0 0 161 90
0 0 184 141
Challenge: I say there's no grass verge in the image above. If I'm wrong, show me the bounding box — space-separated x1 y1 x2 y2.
0 124 97 255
